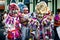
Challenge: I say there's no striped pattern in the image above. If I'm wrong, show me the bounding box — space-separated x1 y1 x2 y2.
5 15 20 31
5 15 19 24
30 16 53 40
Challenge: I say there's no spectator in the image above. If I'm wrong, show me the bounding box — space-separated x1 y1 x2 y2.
54 9 60 40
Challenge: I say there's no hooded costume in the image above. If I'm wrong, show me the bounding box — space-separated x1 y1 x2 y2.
30 1 53 40
3 3 21 40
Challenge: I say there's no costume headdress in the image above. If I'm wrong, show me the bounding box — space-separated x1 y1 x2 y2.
35 1 50 14
18 2 27 13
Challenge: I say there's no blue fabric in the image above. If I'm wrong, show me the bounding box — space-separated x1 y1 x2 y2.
21 25 30 40
18 3 27 13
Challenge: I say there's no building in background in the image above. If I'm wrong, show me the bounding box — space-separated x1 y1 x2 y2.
0 0 5 12
3 0 60 14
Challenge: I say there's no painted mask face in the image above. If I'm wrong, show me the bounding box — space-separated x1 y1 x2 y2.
9 10 18 17
36 13 46 21
23 7 28 14
12 10 18 14
8 3 19 17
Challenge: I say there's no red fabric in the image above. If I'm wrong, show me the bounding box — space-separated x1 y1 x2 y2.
7 32 14 39
7 29 21 39
9 4 18 10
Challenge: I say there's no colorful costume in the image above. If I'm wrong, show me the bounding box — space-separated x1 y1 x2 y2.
3 3 21 40
29 1 53 40
18 2 30 40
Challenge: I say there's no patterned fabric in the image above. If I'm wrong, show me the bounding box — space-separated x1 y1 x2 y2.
29 14 53 39
7 29 20 39
5 15 19 24
4 14 21 40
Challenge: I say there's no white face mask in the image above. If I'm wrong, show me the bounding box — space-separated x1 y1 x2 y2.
37 17 42 21
37 13 44 21
12 10 18 14
9 10 18 14
38 14 43 17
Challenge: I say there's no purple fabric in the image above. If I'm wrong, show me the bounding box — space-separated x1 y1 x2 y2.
54 15 60 21
35 17 52 38
5 17 14 24
5 15 20 28
5 16 10 24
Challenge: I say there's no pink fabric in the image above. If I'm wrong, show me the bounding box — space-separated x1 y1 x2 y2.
8 29 20 39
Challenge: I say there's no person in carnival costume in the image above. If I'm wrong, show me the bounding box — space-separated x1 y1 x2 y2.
3 3 21 40
18 2 25 13
18 2 31 18
18 2 31 40
29 1 53 40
